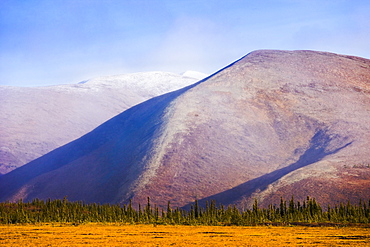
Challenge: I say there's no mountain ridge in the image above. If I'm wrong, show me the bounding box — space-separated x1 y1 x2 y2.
1 50 369 209
0 71 205 175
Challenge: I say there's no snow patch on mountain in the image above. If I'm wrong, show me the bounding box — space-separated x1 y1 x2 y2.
83 71 202 97
181 71 208 80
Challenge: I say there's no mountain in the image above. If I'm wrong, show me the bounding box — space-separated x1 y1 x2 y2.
0 71 206 175
0 50 369 209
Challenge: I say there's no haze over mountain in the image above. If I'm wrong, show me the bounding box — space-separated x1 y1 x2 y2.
0 50 369 209
0 71 206 175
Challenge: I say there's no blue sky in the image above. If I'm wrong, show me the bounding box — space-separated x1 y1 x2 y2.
1 0 369 86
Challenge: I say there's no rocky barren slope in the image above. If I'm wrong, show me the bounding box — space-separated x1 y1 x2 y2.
0 50 369 209
0 71 205 175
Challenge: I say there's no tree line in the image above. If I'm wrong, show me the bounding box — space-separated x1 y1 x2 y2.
1 196 369 225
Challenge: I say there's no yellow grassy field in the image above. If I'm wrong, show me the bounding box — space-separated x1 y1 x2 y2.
0 223 369 246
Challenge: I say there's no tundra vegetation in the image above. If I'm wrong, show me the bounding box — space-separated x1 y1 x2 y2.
2 197 370 246
1 224 370 246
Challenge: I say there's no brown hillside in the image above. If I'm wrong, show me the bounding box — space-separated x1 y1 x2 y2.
1 50 369 209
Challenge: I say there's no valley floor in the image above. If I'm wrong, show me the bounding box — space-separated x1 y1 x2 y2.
0 223 369 246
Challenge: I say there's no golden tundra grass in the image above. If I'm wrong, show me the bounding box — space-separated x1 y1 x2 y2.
1 223 370 246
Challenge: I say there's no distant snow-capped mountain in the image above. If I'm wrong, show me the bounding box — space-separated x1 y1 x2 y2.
0 71 206 175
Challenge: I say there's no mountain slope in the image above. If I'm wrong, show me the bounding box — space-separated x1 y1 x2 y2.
135 50 370 208
0 71 205 175
1 50 369 208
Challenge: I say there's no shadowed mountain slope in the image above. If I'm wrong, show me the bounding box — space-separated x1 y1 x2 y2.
1 50 369 208
0 72 205 175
